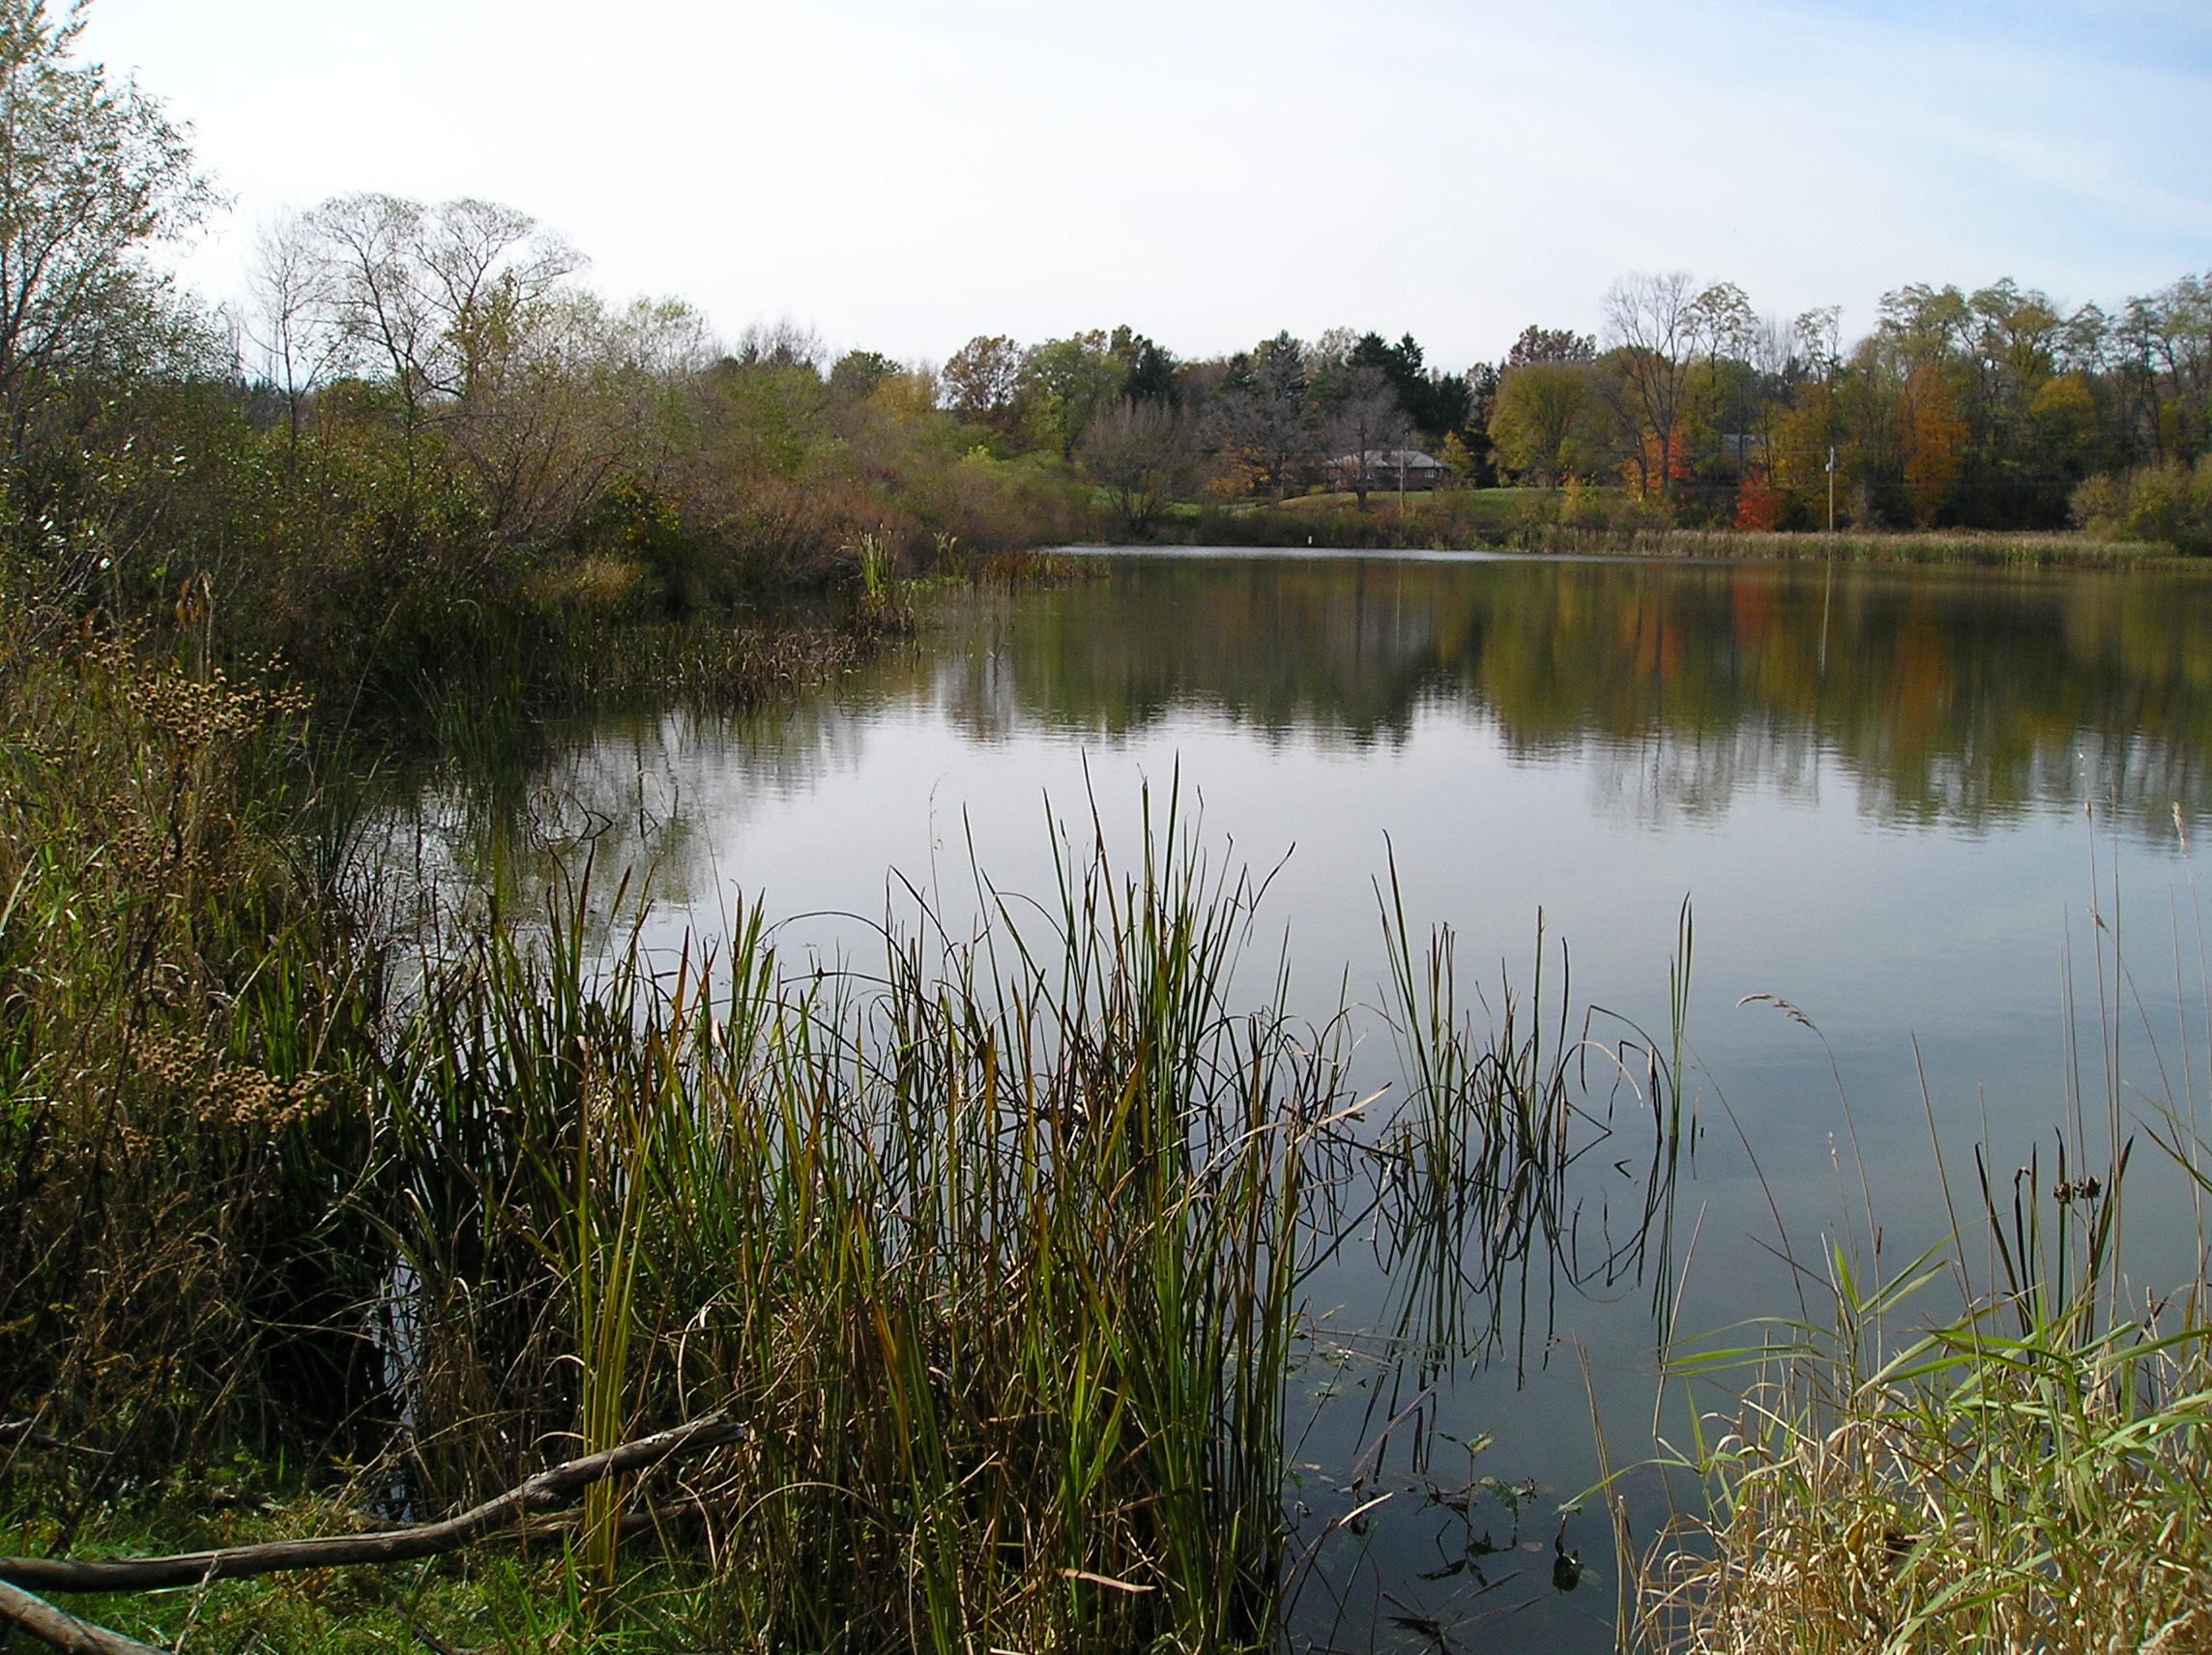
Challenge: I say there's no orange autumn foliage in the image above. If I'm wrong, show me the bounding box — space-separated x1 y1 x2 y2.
1898 364 1967 529
1734 469 1784 531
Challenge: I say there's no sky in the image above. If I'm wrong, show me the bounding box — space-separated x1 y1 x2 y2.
82 0 2212 374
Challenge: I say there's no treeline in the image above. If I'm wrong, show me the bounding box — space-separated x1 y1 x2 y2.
938 325 1476 525
12 0 2212 736
0 0 1127 719
1483 273 2212 539
12 197 1099 718
938 270 2212 543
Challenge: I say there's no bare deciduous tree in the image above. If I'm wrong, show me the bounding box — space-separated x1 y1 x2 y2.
1603 271 1699 495
1506 325 1596 368
300 193 579 425
730 317 824 372
1324 364 1407 509
1603 272 1753 496
1206 333 1314 500
1080 397 1196 534
246 212 342 451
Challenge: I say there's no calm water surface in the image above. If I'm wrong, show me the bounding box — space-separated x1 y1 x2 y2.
412 549 2212 1650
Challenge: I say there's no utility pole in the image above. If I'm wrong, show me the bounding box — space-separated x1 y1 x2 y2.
1820 445 1836 673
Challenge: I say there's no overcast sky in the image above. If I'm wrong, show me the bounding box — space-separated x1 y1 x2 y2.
84 0 2212 373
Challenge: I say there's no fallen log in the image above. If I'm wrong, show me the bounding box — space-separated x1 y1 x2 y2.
0 1581 165 1655
0 1410 746 1596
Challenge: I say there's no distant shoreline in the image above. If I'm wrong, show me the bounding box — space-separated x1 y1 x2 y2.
1079 528 2184 570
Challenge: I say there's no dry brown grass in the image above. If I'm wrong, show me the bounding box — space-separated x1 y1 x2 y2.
1636 1208 2212 1652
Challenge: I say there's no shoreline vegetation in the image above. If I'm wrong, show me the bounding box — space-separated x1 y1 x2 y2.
7 1 2212 1650
0 637 1683 1652
1152 494 2174 566
15 623 2212 1655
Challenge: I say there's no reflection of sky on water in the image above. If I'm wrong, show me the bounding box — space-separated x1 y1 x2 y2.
388 554 2212 1653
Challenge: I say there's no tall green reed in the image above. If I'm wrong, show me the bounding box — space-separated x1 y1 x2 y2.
367 796 1348 1651
1374 858 1693 1381
3 617 1698 1650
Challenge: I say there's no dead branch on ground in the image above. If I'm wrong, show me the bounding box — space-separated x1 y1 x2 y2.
0 1409 746 1654
0 1581 166 1655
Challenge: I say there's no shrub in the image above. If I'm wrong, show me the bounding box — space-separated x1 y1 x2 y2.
2071 455 2212 554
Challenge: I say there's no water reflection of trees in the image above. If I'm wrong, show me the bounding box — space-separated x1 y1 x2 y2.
388 557 2212 919
917 557 2212 833
373 693 883 925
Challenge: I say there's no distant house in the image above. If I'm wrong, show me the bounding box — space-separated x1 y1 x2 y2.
1325 449 1447 492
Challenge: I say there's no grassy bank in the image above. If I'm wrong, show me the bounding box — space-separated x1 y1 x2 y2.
1627 911 2212 1654
1179 488 1543 550
1540 525 2174 568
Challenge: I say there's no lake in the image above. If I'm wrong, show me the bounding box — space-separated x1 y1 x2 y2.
403 547 2212 1650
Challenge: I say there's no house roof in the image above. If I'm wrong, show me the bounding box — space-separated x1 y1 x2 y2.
1326 449 1443 468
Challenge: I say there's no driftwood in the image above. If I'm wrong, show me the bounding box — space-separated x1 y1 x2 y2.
0 1409 745 1654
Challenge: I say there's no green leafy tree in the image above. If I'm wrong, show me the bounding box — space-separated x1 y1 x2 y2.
1489 361 1598 485
830 348 899 401
1016 331 1125 457
942 334 1023 431
1347 331 1470 440
2116 277 2212 463
1109 325 1178 404
1461 361 1500 484
0 0 214 409
0 0 218 589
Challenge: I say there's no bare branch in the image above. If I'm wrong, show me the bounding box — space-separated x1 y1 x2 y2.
0 1410 747 1595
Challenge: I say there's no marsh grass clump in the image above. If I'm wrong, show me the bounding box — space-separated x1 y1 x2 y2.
353 799 1347 1653
1636 1133 2212 1655
922 535 1107 588
537 612 872 706
0 618 389 1489
1372 868 1692 1376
